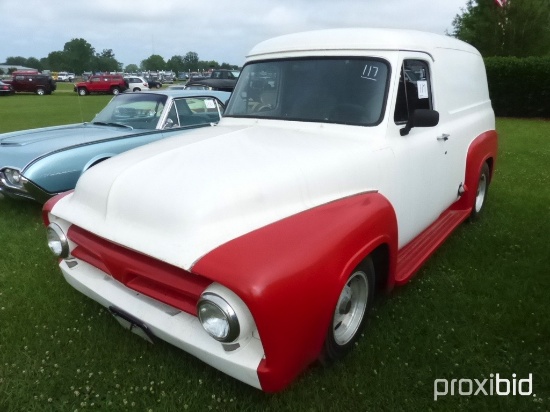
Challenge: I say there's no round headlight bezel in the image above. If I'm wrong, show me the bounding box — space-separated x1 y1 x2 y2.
46 222 70 259
197 293 240 343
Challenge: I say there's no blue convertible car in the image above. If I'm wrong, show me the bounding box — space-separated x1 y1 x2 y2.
0 90 230 203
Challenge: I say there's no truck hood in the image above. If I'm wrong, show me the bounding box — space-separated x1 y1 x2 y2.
0 123 140 170
52 122 382 270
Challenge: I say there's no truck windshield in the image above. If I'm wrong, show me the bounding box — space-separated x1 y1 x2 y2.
225 58 389 126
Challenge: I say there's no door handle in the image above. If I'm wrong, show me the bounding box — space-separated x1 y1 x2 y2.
437 133 450 141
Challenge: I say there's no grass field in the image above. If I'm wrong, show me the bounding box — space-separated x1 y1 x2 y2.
0 91 549 411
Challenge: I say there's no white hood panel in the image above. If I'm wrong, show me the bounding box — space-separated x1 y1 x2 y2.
52 122 383 270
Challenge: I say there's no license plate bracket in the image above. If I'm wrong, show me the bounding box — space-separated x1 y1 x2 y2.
109 306 155 344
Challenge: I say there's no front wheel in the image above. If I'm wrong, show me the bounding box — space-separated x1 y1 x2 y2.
469 162 490 221
78 88 87 96
36 87 45 95
320 257 375 363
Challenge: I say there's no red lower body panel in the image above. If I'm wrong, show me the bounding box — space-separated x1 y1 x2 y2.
395 209 470 284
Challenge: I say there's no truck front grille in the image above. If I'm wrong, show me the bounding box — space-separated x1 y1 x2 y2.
67 225 211 315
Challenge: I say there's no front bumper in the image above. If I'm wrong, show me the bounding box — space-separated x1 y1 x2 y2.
0 171 53 203
58 258 265 389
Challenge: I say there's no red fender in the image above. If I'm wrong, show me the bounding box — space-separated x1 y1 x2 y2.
192 191 398 392
42 190 73 225
453 130 498 211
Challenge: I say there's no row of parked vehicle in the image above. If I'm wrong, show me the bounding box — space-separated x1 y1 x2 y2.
2 29 497 393
0 71 167 96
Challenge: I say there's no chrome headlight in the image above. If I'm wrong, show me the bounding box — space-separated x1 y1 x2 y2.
46 223 69 258
197 293 240 342
3 168 23 187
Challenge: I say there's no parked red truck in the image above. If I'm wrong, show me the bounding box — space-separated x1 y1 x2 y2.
5 70 57 95
74 74 127 95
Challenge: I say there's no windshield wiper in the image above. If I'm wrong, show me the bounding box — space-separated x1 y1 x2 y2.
92 121 133 130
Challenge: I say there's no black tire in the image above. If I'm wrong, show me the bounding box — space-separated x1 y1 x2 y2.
111 87 120 95
469 162 490 221
133 88 140 92
36 87 45 96
78 88 88 96
320 257 375 364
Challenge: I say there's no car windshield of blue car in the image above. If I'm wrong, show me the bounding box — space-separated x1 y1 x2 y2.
92 93 168 130
224 58 390 126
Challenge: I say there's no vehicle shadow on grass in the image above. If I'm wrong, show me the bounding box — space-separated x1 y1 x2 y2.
0 194 43 220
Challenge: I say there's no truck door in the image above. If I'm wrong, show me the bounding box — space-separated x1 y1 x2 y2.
385 54 456 247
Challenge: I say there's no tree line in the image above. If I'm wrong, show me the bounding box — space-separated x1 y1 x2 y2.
451 0 550 57
1 38 238 75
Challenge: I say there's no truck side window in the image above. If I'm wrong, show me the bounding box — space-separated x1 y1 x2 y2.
394 60 432 124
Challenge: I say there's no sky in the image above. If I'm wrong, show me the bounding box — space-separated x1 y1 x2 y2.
0 0 468 69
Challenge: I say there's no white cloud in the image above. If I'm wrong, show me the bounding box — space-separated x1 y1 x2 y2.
0 0 466 67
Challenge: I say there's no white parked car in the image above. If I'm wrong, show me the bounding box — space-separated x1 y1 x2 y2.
124 76 150 92
44 28 497 392
56 72 75 82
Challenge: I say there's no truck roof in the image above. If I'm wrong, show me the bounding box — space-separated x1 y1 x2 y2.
247 28 480 60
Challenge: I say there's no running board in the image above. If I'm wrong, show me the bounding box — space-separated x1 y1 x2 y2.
395 209 471 285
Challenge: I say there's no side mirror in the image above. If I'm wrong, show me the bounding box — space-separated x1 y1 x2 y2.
400 109 439 136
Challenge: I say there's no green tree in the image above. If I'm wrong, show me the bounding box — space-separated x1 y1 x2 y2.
183 51 199 71
94 49 121 72
39 57 50 70
125 64 139 73
220 62 240 70
451 0 550 56
197 60 219 72
25 57 43 71
46 51 66 72
5 56 28 66
166 55 185 73
63 38 95 73
141 54 166 71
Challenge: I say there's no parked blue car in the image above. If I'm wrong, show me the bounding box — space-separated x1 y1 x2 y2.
0 90 230 203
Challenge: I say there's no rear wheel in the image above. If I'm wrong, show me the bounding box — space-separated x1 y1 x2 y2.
78 88 88 96
469 162 490 221
111 87 120 95
320 257 375 363
36 87 45 95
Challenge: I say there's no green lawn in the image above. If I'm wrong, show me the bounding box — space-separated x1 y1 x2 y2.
0 92 548 411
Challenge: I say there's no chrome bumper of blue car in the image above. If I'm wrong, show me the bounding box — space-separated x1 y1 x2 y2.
0 171 53 203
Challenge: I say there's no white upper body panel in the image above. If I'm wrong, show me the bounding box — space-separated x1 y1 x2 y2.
51 28 494 269
52 119 386 270
247 28 480 59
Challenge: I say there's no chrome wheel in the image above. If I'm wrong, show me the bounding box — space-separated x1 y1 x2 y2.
332 270 369 346
475 171 487 213
321 258 375 363
469 162 490 221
